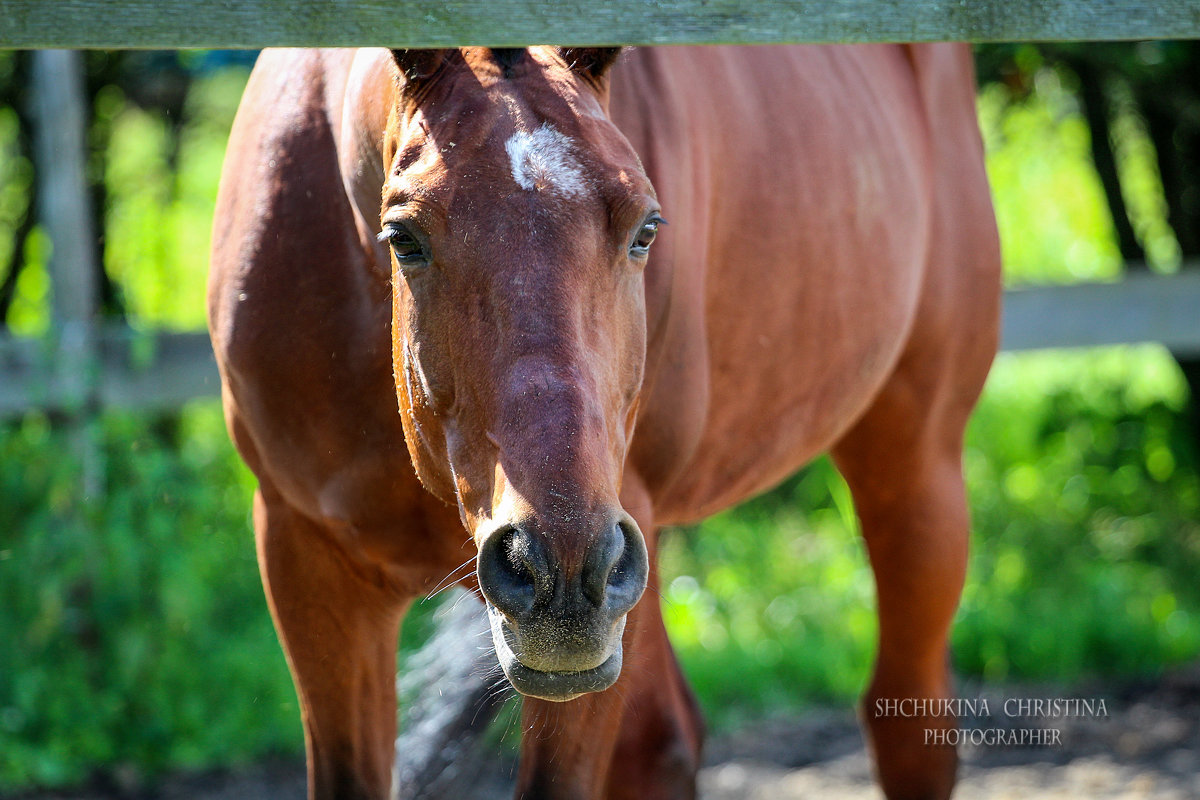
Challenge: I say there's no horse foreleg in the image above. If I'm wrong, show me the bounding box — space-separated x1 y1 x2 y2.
255 488 407 800
833 400 974 800
604 578 705 800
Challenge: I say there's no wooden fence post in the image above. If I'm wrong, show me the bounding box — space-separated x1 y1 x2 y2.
29 49 103 497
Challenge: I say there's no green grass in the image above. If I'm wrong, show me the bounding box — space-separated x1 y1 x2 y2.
0 405 300 789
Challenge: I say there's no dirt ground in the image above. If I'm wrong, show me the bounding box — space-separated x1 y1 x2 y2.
9 666 1200 800
698 667 1200 800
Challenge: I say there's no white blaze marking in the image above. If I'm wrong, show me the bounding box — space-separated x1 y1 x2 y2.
505 123 587 198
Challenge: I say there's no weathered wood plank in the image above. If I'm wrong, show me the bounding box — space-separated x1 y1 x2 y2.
0 329 220 415
4 274 1200 416
96 330 223 409
1001 270 1200 356
0 0 1197 49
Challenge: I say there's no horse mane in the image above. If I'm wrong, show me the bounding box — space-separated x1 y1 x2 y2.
490 47 529 79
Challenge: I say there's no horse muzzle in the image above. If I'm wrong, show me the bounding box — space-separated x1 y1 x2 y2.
476 511 649 701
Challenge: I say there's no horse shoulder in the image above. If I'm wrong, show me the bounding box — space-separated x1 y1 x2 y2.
210 49 458 581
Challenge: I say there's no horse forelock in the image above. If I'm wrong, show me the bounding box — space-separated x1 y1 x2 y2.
489 47 530 78
383 44 652 235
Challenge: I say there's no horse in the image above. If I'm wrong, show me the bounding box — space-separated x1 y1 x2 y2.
208 44 1000 800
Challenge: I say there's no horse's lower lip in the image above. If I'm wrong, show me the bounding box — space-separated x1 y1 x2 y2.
501 647 623 702
487 604 625 701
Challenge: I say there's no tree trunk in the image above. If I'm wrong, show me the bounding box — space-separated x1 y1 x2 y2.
1069 56 1144 265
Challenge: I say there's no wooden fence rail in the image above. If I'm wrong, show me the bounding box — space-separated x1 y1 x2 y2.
1001 270 1200 356
4 275 1200 416
0 0 1198 48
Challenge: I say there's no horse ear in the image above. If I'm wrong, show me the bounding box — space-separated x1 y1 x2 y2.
558 47 623 82
391 49 452 87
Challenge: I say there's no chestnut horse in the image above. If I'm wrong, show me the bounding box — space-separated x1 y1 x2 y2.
208 45 999 800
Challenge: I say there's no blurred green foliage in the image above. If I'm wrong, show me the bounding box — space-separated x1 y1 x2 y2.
976 72 1124 284
975 43 1184 278
0 406 299 789
958 349 1200 680
100 68 245 331
2 47 1200 792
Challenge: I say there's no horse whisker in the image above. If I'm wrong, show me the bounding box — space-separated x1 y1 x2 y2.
423 556 479 601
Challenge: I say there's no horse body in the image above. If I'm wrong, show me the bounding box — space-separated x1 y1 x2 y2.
607 46 945 521
210 44 999 800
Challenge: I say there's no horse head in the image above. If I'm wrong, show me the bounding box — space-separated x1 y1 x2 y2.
380 46 659 701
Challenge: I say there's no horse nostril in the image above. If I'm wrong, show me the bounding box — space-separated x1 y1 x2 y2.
477 525 544 621
582 524 623 607
582 516 648 613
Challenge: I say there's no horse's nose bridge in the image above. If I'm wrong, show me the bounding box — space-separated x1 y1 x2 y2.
499 355 590 429
495 354 615 478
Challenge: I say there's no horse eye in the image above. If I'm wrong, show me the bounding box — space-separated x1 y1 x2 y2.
378 224 427 266
630 216 664 257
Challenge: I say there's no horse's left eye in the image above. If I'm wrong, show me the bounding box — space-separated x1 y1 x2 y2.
630 216 664 257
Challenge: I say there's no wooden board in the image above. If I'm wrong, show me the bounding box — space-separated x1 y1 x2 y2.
4 275 1200 416
0 0 1197 49
1001 271 1200 356
0 330 220 415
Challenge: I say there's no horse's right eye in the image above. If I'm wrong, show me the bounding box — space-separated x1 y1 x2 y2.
378 224 428 266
